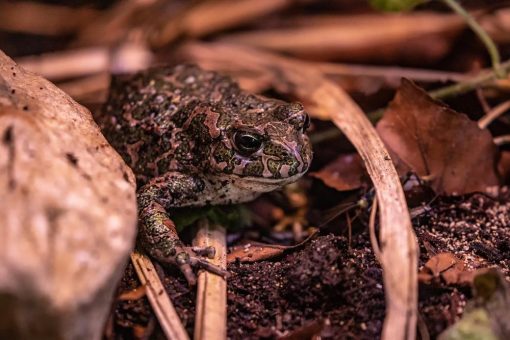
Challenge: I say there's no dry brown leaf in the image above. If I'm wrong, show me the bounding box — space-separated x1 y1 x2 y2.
310 153 367 191
427 253 462 276
228 243 286 263
227 231 317 263
418 253 488 286
377 79 499 195
117 285 147 301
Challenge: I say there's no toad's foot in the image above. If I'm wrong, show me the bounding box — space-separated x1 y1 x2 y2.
152 245 228 285
138 193 228 285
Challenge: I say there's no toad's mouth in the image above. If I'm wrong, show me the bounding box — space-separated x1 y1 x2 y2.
214 172 307 192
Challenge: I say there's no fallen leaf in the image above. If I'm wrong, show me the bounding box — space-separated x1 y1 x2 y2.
425 252 461 277
418 252 485 286
309 153 367 191
227 231 317 263
377 79 499 194
117 285 147 301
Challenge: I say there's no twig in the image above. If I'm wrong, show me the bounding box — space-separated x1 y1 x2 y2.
17 43 152 81
475 88 491 114
478 100 510 129
312 58 510 145
193 219 227 340
494 135 510 145
429 60 510 100
442 0 505 78
217 12 464 61
131 252 190 340
346 213 352 251
17 47 110 80
149 0 291 48
317 63 467 83
0 2 98 36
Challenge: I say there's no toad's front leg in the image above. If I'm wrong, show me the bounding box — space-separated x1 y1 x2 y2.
137 172 227 285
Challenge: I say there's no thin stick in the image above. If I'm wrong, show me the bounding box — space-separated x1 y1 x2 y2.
346 213 352 251
442 0 504 78
316 62 467 83
193 219 227 340
0 2 98 36
369 197 382 264
494 134 510 145
478 100 510 129
428 59 510 100
131 252 190 340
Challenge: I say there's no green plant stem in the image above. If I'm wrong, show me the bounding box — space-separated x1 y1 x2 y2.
442 0 505 78
311 59 510 145
429 59 510 99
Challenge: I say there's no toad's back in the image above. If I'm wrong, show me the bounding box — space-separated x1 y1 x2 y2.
98 64 241 184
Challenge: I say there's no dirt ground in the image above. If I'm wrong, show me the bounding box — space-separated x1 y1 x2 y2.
107 189 510 340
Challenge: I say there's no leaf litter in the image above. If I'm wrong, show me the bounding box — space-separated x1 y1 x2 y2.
110 190 510 339
376 79 500 195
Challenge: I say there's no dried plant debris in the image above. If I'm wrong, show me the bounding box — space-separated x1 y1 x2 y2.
418 252 487 286
110 264 196 339
310 153 368 192
109 190 510 339
227 234 385 339
376 79 500 195
227 231 317 263
414 192 510 277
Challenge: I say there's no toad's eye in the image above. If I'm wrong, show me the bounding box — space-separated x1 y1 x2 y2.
233 131 263 155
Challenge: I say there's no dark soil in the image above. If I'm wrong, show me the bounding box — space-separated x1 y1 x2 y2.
107 190 510 340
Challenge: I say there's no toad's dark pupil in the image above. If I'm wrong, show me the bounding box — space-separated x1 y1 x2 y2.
234 132 262 154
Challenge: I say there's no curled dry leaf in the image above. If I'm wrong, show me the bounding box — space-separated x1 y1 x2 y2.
418 253 486 286
377 79 499 195
309 153 367 191
227 231 317 263
117 285 147 301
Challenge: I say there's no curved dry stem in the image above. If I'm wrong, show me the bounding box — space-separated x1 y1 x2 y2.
494 134 510 145
369 196 382 264
478 100 510 129
442 0 504 78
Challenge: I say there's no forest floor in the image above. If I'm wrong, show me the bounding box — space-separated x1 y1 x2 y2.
110 190 510 339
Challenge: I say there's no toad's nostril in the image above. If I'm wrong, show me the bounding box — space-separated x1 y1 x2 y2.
287 110 309 132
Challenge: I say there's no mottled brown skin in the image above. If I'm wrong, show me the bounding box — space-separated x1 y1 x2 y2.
99 64 312 284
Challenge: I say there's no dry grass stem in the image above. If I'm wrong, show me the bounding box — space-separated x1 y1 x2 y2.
478 100 510 129
131 251 190 340
193 219 227 340
369 197 382 265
